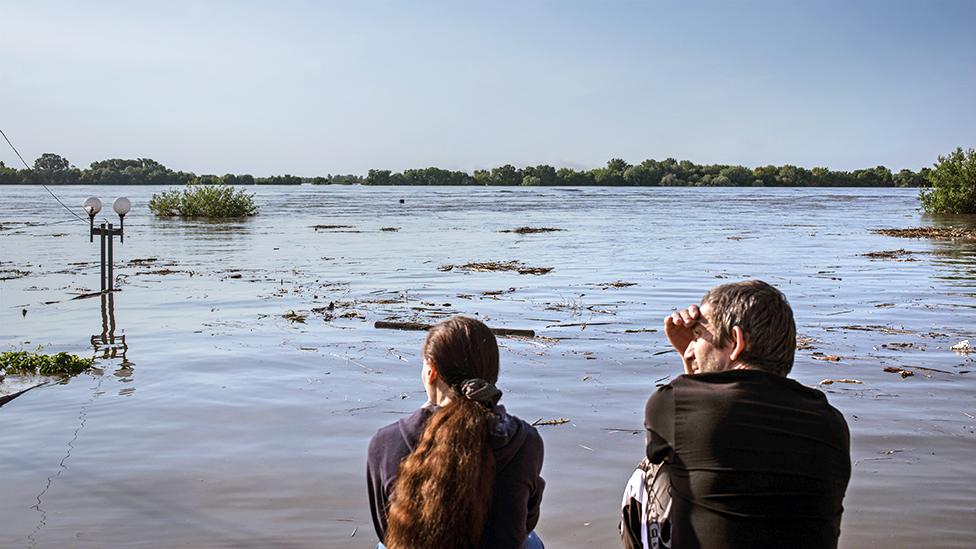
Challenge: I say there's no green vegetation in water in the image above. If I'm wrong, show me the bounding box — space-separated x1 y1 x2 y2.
149 183 258 218
1 351 94 377
920 147 976 214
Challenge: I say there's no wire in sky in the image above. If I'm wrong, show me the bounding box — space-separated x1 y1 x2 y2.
0 126 87 224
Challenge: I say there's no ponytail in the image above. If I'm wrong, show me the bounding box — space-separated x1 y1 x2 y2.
385 394 497 549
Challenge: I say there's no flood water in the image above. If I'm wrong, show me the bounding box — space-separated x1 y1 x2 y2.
1 185 974 548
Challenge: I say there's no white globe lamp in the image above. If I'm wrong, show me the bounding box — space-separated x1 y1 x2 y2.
113 197 131 216
84 196 102 216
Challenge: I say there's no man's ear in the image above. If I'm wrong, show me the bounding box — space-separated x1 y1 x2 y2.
729 326 748 362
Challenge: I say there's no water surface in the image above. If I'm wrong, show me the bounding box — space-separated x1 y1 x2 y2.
1 185 974 548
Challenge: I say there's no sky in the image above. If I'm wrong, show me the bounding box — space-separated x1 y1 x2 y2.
1 0 974 176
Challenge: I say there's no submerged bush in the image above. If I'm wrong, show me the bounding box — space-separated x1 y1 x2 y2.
920 147 976 214
149 184 258 218
1 351 94 377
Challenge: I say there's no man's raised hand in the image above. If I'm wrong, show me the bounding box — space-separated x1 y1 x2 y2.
665 304 701 373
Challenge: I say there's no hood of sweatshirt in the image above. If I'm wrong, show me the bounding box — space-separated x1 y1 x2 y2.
396 403 529 471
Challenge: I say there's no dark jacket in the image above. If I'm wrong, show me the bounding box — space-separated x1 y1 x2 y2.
367 403 545 548
646 369 851 549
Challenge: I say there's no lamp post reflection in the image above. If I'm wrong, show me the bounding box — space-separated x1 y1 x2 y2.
91 291 135 383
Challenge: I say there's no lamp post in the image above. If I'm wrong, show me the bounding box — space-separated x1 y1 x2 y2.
85 196 131 293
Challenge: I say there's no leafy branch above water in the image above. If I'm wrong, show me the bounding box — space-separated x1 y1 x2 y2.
149 183 258 218
919 147 976 214
1 351 94 377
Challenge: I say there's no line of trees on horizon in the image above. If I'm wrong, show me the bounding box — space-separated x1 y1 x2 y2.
0 152 931 188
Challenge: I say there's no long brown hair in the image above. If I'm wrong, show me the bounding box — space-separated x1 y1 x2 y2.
385 316 501 549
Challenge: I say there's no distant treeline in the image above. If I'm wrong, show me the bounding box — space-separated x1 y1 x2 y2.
0 153 931 187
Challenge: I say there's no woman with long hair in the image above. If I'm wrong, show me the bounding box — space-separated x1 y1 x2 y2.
367 316 545 549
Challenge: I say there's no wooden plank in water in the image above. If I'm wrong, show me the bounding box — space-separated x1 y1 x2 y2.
373 321 535 338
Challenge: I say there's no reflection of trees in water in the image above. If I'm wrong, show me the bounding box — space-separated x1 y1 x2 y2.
930 249 976 300
147 218 256 255
151 219 254 238
910 213 976 293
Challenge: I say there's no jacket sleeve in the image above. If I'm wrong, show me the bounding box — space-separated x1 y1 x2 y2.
525 435 545 534
366 433 389 542
645 385 675 464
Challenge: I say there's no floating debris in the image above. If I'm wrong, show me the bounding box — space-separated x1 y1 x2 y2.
545 298 583 313
517 266 554 275
374 320 535 338
811 352 842 362
872 227 976 240
312 224 354 230
71 291 104 300
135 268 187 276
362 297 406 305
282 310 308 323
828 324 914 335
0 269 30 280
500 227 564 234
819 378 862 385
445 261 553 275
545 321 616 328
623 328 658 333
127 257 159 266
912 365 957 375
597 281 637 289
861 249 918 261
312 302 336 314
482 288 517 297
796 336 819 350
951 340 972 354
603 427 641 435
881 342 922 351
883 366 915 378
532 417 571 426
380 227 400 232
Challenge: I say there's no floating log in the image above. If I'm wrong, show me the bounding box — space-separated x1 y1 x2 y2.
374 321 535 338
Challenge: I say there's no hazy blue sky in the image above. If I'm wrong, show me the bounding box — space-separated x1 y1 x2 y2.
2 0 974 176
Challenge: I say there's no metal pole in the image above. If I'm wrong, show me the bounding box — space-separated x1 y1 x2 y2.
100 224 107 293
107 223 114 291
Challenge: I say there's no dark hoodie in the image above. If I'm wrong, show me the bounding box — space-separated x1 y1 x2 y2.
367 403 545 548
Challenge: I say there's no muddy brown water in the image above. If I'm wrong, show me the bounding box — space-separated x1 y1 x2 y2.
1 185 974 548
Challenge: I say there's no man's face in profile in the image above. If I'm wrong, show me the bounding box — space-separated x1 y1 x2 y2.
682 302 736 374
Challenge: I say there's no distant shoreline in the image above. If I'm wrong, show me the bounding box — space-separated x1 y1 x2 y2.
2 155 930 188
0 183 926 188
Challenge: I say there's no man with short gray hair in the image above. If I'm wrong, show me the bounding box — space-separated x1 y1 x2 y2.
621 280 851 549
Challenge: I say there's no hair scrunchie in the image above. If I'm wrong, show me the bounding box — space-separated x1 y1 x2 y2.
458 378 502 407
